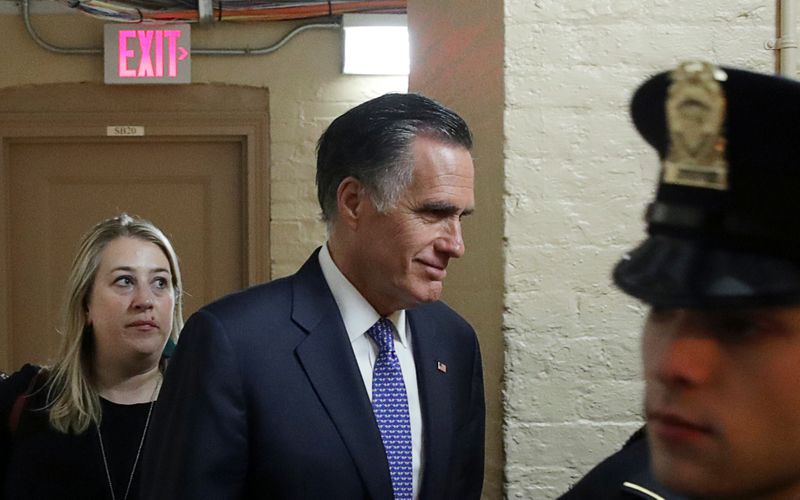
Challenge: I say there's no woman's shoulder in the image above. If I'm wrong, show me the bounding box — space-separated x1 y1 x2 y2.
1 363 44 388
0 364 46 413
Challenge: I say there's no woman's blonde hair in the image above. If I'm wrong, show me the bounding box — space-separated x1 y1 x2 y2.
46 213 184 434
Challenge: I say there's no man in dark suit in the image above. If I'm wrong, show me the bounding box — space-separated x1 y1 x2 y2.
562 61 800 498
141 93 485 500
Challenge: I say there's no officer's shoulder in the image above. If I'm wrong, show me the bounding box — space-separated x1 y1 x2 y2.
559 429 650 499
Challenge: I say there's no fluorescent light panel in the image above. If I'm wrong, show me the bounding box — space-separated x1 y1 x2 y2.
343 14 409 75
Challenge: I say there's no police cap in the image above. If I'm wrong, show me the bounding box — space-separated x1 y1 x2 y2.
614 61 800 307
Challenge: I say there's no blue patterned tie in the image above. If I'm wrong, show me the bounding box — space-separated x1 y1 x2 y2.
367 318 413 500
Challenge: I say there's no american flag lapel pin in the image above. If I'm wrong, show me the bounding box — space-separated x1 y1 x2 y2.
436 361 447 373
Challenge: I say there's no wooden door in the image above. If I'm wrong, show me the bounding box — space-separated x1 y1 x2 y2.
0 83 270 370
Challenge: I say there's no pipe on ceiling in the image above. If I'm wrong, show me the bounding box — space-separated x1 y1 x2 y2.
21 0 343 56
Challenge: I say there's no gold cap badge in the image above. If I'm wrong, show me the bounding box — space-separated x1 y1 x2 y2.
663 61 729 190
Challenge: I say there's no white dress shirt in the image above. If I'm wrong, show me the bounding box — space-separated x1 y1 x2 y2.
318 244 423 498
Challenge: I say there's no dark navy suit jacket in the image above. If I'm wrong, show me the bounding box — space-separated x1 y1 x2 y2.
141 249 485 499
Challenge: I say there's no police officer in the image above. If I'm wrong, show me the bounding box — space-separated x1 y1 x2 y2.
561 60 800 499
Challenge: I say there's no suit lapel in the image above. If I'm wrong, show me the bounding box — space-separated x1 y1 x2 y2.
291 250 394 500
409 307 454 499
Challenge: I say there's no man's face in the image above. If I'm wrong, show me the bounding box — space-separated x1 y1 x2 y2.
643 306 800 499
348 136 474 316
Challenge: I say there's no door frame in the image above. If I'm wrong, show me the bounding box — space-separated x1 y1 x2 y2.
0 83 270 369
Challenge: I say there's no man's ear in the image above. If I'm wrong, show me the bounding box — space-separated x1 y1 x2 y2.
336 176 366 229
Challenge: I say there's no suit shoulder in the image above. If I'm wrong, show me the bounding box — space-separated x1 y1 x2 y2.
197 251 325 323
196 275 294 322
413 301 475 336
417 300 468 320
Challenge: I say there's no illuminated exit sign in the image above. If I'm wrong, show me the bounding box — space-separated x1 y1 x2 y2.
104 24 191 84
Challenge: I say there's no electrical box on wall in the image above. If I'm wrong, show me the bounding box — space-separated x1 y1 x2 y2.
104 24 191 84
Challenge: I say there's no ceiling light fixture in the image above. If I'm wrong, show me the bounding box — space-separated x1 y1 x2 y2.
342 13 409 76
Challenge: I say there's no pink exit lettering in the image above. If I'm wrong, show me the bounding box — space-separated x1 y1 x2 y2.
118 30 188 78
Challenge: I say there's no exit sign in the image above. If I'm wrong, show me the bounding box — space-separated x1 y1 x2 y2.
104 24 191 84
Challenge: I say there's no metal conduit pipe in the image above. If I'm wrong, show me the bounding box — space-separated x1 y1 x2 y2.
780 0 798 77
193 22 340 55
22 0 101 54
21 0 340 56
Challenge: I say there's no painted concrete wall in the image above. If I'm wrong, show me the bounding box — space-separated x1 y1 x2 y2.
0 7 406 279
408 0 505 497
503 1 775 498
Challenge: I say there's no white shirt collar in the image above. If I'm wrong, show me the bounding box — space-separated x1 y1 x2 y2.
318 244 408 346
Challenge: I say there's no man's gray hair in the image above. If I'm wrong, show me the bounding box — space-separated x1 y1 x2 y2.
315 93 473 229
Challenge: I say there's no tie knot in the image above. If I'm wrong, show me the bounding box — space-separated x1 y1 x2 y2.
367 318 395 354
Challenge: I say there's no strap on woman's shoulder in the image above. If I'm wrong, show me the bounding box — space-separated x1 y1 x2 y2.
7 364 47 436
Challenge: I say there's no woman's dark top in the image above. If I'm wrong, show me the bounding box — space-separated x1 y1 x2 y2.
1 364 154 500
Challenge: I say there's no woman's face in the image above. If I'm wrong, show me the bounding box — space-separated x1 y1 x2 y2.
87 236 174 369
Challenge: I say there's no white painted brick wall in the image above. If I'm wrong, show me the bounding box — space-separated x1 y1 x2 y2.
504 1 774 497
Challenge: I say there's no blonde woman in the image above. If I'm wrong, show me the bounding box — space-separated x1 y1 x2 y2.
0 214 183 500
